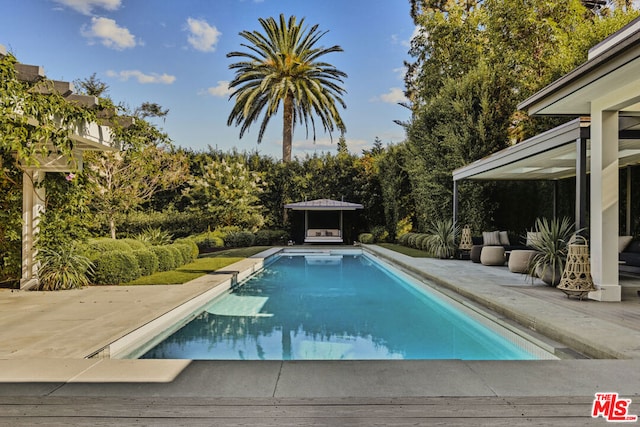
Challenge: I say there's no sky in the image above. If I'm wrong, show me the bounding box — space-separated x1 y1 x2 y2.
0 0 416 158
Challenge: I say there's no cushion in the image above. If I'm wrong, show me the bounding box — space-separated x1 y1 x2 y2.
526 231 541 247
482 231 501 246
315 231 321 237
499 231 510 246
326 231 333 237
619 235 633 253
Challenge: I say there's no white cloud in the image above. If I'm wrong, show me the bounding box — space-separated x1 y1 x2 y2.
186 18 221 52
206 81 233 97
375 87 409 104
82 17 138 50
53 0 121 15
106 70 176 84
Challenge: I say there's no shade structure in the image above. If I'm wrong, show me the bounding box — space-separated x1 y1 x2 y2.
284 199 363 244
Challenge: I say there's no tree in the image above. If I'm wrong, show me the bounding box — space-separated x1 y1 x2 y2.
84 145 189 238
74 73 109 97
227 14 348 162
184 158 265 229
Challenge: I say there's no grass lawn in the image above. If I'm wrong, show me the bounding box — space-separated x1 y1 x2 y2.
126 246 271 285
377 243 432 258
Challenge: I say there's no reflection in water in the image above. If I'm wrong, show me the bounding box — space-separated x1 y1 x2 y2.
141 255 535 360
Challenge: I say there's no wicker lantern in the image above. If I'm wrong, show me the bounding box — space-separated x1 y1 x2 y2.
459 225 473 251
557 235 597 300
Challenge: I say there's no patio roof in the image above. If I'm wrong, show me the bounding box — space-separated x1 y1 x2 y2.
284 199 363 211
452 116 640 182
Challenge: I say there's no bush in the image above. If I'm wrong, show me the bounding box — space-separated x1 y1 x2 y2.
135 227 173 246
370 226 389 243
193 232 225 252
166 245 185 268
397 233 411 246
254 229 289 246
149 246 174 272
358 233 374 244
174 238 199 260
37 246 93 290
174 242 196 264
84 238 133 258
132 249 159 276
415 234 430 251
224 231 256 248
90 251 140 285
120 238 148 251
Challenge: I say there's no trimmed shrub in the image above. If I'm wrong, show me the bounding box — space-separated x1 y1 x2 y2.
415 234 430 251
166 245 185 267
84 238 133 258
120 238 148 251
397 233 411 246
193 232 225 252
132 249 159 276
224 231 255 248
358 233 374 244
90 250 140 285
174 238 199 260
254 229 289 246
174 242 196 264
149 246 174 272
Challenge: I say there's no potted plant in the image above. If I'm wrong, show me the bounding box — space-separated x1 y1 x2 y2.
425 218 459 259
527 217 575 286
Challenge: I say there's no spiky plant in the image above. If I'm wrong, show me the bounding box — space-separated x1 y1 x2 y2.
527 217 575 286
425 218 459 259
135 227 173 246
37 246 94 290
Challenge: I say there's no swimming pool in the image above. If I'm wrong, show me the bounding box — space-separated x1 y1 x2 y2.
128 250 557 360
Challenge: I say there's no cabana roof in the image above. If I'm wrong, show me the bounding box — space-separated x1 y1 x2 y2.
285 199 363 211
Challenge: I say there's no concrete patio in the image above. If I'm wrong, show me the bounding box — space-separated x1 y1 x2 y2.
1 245 640 425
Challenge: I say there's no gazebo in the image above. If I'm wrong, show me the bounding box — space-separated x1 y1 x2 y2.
284 199 363 244
1 45 127 290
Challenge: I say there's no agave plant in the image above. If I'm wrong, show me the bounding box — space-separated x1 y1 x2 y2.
135 227 173 246
425 218 459 259
527 217 575 286
37 246 94 291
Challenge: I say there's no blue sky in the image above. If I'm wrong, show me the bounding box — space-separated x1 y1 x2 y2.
1 0 415 158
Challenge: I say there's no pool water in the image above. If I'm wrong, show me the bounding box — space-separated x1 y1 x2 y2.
138 252 546 360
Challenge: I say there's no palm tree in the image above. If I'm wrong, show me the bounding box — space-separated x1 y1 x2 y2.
227 14 347 162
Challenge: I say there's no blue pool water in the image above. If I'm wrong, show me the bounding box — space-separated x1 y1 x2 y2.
138 252 544 360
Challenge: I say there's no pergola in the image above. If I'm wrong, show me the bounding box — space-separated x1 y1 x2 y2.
1 45 127 290
453 17 640 301
284 199 363 243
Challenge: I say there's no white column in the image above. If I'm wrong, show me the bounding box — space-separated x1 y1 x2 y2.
588 108 620 301
21 170 45 290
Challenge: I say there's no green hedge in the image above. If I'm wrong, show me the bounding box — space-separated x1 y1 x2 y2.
149 246 174 272
132 249 159 276
192 232 225 252
90 251 140 285
83 238 133 258
120 238 148 251
166 245 185 267
224 231 255 248
254 229 289 246
174 238 199 261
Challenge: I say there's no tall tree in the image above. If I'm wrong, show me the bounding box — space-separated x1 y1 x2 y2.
227 14 347 162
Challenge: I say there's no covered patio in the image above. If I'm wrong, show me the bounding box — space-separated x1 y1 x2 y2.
453 17 640 302
284 198 363 244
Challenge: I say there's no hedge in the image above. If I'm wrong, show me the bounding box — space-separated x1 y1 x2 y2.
132 249 159 276
90 250 140 285
149 246 174 272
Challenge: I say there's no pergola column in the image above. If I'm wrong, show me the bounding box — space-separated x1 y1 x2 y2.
21 170 45 290
588 107 620 301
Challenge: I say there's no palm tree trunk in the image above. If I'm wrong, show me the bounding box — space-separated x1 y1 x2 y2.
282 93 293 162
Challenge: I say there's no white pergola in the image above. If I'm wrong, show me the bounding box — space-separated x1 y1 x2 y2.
1 45 127 290
454 17 640 302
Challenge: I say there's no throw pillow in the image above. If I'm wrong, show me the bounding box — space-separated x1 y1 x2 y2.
526 231 541 247
619 235 633 253
483 231 501 246
499 231 510 246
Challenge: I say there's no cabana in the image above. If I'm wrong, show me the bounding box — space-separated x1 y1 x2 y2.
453 17 640 301
284 199 363 243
